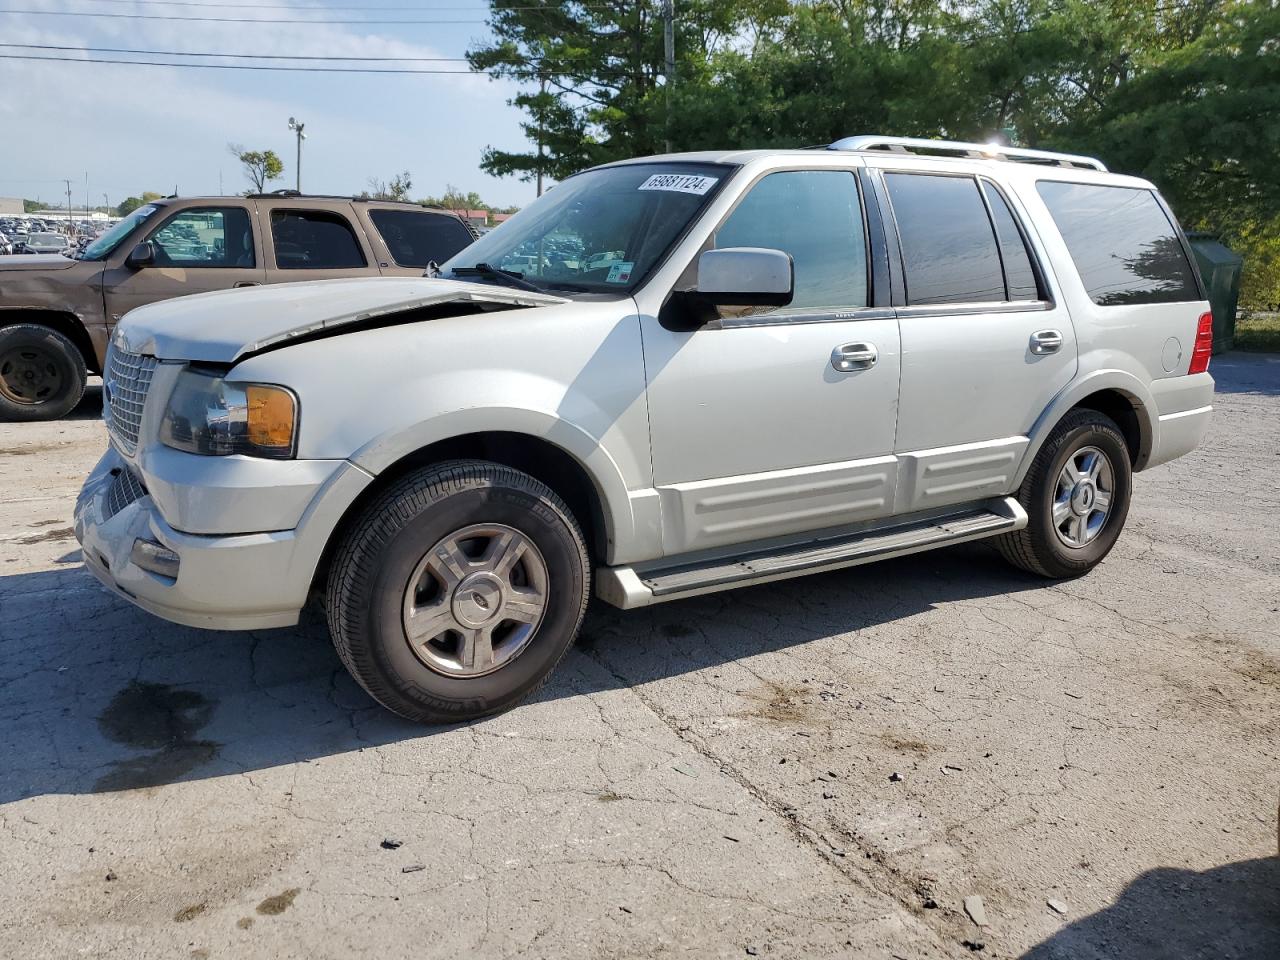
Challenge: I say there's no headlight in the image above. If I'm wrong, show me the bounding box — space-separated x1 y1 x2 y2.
160 368 298 459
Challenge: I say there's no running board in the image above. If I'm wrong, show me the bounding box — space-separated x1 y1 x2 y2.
596 497 1026 609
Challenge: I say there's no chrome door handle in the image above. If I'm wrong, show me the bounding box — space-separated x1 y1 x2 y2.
831 342 878 372
1030 329 1063 355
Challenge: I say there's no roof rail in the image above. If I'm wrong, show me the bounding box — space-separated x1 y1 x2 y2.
827 135 1107 172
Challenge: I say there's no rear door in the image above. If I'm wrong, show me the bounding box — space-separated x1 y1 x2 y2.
866 162 1078 513
261 201 377 283
101 203 264 324
361 206 477 276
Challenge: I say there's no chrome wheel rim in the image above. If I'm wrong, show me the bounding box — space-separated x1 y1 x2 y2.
401 523 548 678
1053 445 1114 548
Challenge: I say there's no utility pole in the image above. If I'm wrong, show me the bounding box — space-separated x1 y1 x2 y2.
103 193 109 217
62 179 73 234
288 116 306 192
663 0 675 152
536 74 546 198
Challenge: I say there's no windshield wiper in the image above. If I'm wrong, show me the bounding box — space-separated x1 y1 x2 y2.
449 262 546 294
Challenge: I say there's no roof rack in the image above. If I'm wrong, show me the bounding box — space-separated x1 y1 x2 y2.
827 135 1107 172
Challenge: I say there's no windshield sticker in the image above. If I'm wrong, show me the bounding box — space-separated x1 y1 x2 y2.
638 173 718 195
605 262 635 284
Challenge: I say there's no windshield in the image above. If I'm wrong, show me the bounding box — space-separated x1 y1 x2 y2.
81 204 161 261
443 162 730 293
31 233 64 244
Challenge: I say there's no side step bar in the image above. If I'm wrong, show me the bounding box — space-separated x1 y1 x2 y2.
596 497 1027 609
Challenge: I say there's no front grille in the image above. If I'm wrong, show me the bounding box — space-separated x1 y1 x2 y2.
102 467 148 521
103 346 158 455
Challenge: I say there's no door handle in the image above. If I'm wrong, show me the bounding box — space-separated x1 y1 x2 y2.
1030 329 1063 355
234 281 262 288
831 342 878 372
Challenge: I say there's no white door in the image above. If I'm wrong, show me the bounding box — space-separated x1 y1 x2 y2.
641 169 902 555
869 165 1078 513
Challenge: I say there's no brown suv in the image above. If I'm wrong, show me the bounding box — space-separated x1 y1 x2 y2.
0 193 478 421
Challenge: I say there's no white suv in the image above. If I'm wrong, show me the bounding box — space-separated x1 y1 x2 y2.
75 136 1215 722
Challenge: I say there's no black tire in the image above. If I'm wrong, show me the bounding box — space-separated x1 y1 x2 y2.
0 323 88 422
996 409 1133 579
325 460 590 723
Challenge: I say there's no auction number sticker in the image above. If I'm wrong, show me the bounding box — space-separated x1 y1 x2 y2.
606 262 635 284
638 173 719 195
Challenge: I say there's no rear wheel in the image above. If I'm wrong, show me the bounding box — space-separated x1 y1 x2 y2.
326 460 590 723
997 409 1133 579
0 323 88 422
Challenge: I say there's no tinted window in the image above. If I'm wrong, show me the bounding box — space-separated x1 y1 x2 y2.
270 209 366 270
885 173 1005 305
149 207 253 268
715 170 867 311
1037 181 1199 305
980 181 1040 301
369 209 475 267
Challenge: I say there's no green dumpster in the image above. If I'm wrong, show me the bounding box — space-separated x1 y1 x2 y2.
1186 233 1243 353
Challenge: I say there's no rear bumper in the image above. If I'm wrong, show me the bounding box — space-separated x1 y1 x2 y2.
74 446 372 630
1147 372 1214 468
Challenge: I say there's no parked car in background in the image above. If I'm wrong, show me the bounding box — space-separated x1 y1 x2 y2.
74 136 1215 724
0 232 12 256
17 232 70 255
0 193 479 420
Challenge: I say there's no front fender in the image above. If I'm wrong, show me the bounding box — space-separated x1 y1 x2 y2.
349 405 655 563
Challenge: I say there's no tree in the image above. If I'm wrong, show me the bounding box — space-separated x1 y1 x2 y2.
115 192 163 217
366 171 414 201
418 184 519 216
228 143 284 194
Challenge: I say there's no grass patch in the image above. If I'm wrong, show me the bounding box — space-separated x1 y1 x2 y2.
1235 313 1280 353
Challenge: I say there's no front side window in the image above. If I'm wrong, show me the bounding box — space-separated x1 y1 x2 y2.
885 173 1006 306
149 207 254 268
270 209 367 270
714 170 868 313
443 162 729 293
369 209 475 267
1036 181 1199 306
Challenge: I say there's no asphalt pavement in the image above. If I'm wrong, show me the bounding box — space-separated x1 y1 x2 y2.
1 354 1277 959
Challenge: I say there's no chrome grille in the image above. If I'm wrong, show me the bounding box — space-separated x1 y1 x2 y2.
103 346 157 455
102 467 147 521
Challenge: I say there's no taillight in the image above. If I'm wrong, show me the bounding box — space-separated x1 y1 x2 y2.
1188 311 1213 374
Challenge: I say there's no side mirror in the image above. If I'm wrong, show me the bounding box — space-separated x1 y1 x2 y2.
692 247 794 307
127 241 155 268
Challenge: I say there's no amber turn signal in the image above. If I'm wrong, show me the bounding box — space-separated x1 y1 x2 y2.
246 385 297 452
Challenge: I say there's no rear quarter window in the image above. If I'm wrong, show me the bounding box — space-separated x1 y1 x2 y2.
369 209 476 268
1036 181 1200 306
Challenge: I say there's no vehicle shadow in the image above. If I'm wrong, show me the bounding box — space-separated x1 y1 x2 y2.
1210 351 1280 396
1020 856 1280 959
1 542 1049 803
65 380 104 420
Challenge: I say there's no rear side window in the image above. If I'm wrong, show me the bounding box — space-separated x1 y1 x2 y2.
980 181 1040 301
369 209 475 267
270 209 366 270
715 169 868 311
1036 181 1199 305
885 173 1006 305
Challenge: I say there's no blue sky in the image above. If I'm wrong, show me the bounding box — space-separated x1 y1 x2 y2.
0 0 536 209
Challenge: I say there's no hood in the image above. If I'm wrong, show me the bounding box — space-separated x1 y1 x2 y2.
114 276 570 362
0 253 78 271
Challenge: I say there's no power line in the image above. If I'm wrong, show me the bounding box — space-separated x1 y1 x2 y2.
0 42 475 61
0 52 633 77
0 52 486 73
0 7 492 23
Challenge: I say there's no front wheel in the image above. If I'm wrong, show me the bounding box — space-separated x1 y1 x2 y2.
0 323 88 422
996 409 1133 579
326 460 590 723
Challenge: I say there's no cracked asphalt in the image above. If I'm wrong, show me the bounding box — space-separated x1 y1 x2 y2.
1 353 1278 960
